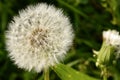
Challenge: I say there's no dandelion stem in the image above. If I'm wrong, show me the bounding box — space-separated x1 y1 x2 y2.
44 68 49 80
103 75 107 80
102 67 107 80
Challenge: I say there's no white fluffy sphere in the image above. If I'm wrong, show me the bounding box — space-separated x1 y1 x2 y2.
6 3 74 72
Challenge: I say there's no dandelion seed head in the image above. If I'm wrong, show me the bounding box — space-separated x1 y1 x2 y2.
6 3 74 72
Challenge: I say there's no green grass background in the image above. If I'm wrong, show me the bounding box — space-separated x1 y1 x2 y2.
1 0 120 80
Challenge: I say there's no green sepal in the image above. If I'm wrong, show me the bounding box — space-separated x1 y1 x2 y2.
97 42 115 66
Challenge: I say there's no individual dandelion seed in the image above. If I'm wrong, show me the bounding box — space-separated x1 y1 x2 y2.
6 3 74 73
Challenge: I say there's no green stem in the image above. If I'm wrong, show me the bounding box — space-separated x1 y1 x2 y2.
103 75 107 80
103 67 107 80
44 68 49 80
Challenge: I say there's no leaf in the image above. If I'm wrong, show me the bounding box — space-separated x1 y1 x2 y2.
52 63 98 80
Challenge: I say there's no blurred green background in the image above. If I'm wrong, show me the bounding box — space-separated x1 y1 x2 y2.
1 0 120 80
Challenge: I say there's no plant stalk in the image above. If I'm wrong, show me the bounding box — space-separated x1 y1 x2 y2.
103 67 107 80
44 68 49 80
